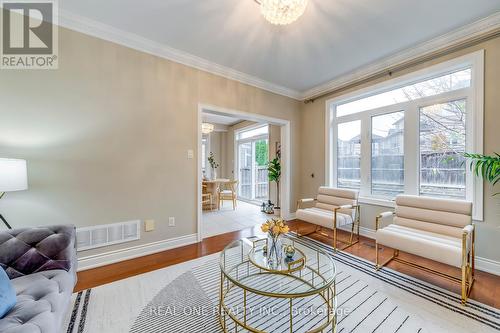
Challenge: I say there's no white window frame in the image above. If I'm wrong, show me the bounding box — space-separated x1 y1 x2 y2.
325 50 484 221
234 124 269 202
202 134 211 178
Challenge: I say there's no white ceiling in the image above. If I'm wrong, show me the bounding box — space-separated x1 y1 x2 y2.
60 0 500 95
202 113 242 126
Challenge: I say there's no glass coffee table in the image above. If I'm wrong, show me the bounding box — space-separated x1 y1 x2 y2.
219 237 337 333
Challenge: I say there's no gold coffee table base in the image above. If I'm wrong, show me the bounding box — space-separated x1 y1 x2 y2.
219 239 337 333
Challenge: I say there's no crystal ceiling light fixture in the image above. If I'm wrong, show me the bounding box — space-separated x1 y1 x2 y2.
201 123 215 134
255 0 308 25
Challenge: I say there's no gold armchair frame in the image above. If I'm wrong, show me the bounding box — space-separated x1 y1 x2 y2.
375 212 475 304
296 198 361 252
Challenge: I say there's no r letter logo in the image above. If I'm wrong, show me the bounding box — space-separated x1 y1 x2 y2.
1 0 58 69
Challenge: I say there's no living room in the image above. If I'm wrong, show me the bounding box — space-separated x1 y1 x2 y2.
0 1 499 332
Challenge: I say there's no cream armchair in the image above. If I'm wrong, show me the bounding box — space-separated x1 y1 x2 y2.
375 194 475 304
296 187 360 251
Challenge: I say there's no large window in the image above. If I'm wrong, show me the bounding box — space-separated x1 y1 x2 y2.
326 51 484 220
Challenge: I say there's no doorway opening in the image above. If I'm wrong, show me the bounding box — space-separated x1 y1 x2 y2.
197 104 291 241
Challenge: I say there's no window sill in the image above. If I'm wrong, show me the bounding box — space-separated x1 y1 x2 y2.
358 196 396 208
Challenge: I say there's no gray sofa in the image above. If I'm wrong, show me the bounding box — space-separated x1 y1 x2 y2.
0 225 77 333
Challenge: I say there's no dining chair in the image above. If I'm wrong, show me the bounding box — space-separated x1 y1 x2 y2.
218 180 238 210
201 184 213 211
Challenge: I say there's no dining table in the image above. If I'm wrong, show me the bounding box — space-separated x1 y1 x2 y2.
202 178 231 210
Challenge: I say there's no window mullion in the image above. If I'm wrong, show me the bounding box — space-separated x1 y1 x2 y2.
404 104 419 195
360 114 371 197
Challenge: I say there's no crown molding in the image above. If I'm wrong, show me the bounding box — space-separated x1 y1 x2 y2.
301 11 500 100
57 9 303 100
57 9 500 102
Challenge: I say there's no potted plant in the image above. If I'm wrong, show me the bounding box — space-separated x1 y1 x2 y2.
464 152 500 195
268 156 281 215
208 152 219 180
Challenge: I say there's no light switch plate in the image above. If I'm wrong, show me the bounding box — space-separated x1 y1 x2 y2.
187 150 194 159
144 219 155 232
168 217 175 227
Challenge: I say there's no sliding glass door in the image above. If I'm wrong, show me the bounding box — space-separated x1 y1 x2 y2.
238 142 253 199
236 126 269 202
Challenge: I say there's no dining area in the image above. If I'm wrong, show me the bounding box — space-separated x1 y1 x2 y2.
202 178 239 211
201 179 269 238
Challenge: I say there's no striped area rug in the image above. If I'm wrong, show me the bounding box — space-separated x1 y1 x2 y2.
65 235 500 333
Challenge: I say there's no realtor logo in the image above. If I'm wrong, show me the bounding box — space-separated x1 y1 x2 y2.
1 0 58 69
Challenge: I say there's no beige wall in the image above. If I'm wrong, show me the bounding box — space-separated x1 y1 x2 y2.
0 27 301 257
206 131 225 178
299 36 500 262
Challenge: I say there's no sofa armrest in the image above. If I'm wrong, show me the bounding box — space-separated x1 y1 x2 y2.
0 225 76 279
297 198 317 209
462 224 474 256
375 211 395 230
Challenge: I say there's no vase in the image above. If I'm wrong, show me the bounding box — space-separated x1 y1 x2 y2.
212 169 217 180
267 234 283 269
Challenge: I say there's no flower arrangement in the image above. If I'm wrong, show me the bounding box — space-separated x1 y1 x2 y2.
261 218 289 236
261 218 289 267
207 152 219 179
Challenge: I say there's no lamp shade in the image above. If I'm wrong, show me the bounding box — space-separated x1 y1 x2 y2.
0 158 28 192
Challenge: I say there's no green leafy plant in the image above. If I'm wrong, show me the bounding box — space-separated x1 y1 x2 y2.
464 152 500 195
255 140 269 166
268 157 281 208
208 152 219 170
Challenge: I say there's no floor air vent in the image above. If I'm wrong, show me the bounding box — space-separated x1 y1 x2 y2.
76 220 141 251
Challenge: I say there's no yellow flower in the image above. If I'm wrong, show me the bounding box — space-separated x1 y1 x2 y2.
262 218 289 236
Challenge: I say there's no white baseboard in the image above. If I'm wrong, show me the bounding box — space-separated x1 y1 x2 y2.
338 225 500 276
474 257 500 276
77 233 198 271
338 225 376 239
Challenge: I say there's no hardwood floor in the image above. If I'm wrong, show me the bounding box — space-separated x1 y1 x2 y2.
76 219 500 309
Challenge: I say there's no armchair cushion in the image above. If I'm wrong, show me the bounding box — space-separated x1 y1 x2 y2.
394 217 464 238
376 224 462 267
315 186 358 212
296 207 353 229
376 195 473 268
297 187 359 229
396 195 472 215
395 195 472 228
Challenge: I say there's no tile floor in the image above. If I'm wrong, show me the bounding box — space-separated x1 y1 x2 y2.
202 200 272 237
